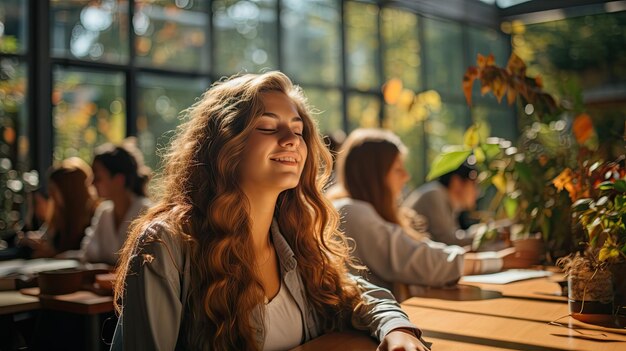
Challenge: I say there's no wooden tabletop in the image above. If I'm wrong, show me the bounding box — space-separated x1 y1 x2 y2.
287 331 513 351
402 302 626 351
0 290 40 315
459 272 567 302
20 287 113 315
403 295 574 324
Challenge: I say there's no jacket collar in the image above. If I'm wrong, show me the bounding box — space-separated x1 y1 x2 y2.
270 219 297 272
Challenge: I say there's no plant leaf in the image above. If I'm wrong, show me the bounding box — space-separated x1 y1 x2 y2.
482 143 501 159
571 198 593 212
503 196 518 219
463 125 480 148
426 149 472 181
462 67 478 106
597 181 615 191
614 179 626 193
492 172 507 193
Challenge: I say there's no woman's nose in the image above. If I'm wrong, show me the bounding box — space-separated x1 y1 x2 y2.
279 129 300 148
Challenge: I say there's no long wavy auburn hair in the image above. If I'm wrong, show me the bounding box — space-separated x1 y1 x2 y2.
114 72 361 350
333 128 407 225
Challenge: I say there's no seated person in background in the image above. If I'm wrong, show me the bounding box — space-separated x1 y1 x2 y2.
328 128 540 296
112 72 428 351
403 160 481 247
80 140 152 266
19 157 98 258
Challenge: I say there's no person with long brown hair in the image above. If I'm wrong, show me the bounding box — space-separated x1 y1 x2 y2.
329 128 540 297
19 157 98 258
111 72 429 351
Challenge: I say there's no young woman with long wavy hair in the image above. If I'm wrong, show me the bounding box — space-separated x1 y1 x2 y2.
329 129 541 298
111 72 429 351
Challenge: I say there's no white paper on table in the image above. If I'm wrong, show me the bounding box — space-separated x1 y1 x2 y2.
460 269 553 284
0 258 80 277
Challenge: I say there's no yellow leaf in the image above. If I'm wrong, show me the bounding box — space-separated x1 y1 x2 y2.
599 247 610 261
464 125 480 148
492 172 507 193
383 79 403 105
397 89 415 110
473 147 485 164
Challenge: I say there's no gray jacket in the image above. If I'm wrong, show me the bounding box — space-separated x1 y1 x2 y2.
333 198 465 290
403 181 477 247
111 219 419 350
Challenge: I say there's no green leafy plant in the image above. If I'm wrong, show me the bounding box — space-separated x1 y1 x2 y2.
429 52 621 259
568 158 626 266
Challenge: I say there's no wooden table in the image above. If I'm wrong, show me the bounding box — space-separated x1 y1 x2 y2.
403 303 626 351
459 273 567 302
0 291 40 350
0 290 40 315
288 331 513 351
402 272 626 351
21 287 114 351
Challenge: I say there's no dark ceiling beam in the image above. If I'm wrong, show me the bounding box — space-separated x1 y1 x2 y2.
500 0 626 21
383 0 500 28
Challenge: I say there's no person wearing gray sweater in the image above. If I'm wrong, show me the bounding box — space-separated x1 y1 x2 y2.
328 129 540 297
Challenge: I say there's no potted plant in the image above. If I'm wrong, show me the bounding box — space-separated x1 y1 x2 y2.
425 53 586 257
555 156 626 318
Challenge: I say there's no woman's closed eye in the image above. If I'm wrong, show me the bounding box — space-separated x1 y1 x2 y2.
257 128 277 133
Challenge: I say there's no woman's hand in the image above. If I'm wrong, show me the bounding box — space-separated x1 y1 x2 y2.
378 329 430 351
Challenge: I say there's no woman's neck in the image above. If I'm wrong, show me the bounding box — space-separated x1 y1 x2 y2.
246 191 279 252
111 190 134 229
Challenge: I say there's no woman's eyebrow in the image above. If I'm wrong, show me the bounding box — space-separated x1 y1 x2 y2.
261 112 303 123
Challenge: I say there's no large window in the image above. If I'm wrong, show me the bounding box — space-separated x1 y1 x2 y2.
52 67 126 162
345 1 380 91
0 58 28 169
51 0 129 63
281 0 341 85
137 74 209 170
0 0 27 54
213 0 277 75
382 8 421 91
8 0 516 191
135 0 210 72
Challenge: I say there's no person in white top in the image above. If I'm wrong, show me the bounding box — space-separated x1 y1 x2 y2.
81 140 152 266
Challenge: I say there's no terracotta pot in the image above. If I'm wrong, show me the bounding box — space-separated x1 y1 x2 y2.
512 237 546 263
38 268 83 295
609 262 626 308
568 269 613 315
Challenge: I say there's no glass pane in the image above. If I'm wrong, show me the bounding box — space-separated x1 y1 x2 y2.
51 0 129 64
137 73 209 171
426 103 468 165
472 105 516 142
381 8 420 91
213 0 277 75
347 93 380 131
345 1 380 90
424 17 463 95
468 26 510 103
0 58 29 169
0 0 27 54
53 67 126 163
281 0 340 85
383 102 426 187
135 0 210 72
302 87 342 135
468 26 509 67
